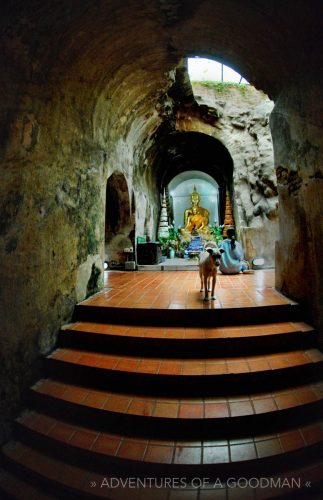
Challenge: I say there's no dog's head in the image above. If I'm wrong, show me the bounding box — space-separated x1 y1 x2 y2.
207 247 224 266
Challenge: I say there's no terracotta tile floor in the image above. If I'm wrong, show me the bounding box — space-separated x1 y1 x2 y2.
4 437 322 500
5 269 322 497
18 409 323 465
80 269 295 310
32 378 323 421
66 320 313 340
48 347 323 376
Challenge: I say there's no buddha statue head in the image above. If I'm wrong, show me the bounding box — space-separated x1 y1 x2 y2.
191 187 200 207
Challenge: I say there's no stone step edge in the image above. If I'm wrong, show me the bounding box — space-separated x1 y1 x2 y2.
58 327 316 357
47 346 323 370
3 441 323 500
11 421 323 480
73 303 303 327
45 348 323 379
28 383 323 438
1 441 94 500
0 466 56 500
3 440 323 499
61 321 315 339
44 356 323 397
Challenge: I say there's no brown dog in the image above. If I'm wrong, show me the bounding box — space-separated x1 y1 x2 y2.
199 246 223 301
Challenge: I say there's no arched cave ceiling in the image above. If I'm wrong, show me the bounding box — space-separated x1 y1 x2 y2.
1 0 322 180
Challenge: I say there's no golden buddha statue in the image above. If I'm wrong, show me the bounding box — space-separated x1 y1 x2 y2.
183 187 209 232
186 206 205 232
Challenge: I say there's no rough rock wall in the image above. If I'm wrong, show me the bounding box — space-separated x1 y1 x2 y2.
177 83 277 265
0 73 171 441
0 80 106 440
271 78 323 337
0 3 174 440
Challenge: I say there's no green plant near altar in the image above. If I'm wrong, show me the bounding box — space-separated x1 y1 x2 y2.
158 236 170 255
168 223 181 243
209 224 225 244
158 223 182 255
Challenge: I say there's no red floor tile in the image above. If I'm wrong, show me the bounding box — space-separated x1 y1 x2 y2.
255 438 282 458
203 445 230 464
60 386 88 404
83 391 109 409
91 434 121 455
104 396 131 413
252 397 277 414
117 439 148 461
205 363 227 375
274 393 299 410
69 429 99 450
48 422 75 443
227 360 250 373
153 402 179 418
144 445 174 464
230 442 257 461
173 446 202 464
301 423 323 445
278 430 305 452
159 361 181 375
127 399 155 417
205 402 229 418
178 404 204 419
229 400 254 417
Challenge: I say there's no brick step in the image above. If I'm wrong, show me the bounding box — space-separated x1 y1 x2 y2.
0 467 56 500
9 414 323 480
59 321 316 357
44 348 323 397
73 302 302 327
29 378 323 439
1 441 92 499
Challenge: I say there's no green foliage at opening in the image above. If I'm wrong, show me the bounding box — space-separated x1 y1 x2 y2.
191 81 249 94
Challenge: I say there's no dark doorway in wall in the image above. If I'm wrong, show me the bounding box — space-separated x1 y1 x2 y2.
105 172 132 266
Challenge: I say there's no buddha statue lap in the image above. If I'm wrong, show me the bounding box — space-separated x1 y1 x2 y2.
181 187 210 239
186 207 205 232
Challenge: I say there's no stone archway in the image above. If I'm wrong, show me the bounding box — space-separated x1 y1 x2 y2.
153 131 234 227
105 172 133 266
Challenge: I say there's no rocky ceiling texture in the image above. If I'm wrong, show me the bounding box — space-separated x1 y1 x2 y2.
0 0 322 440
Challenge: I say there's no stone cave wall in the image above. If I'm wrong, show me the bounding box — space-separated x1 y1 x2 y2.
177 83 277 266
0 78 166 442
270 78 323 338
0 34 171 442
0 79 107 440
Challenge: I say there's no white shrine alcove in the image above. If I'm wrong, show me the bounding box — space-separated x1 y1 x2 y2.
168 171 220 229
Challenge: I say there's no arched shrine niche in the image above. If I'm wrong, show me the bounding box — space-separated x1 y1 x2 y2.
105 172 134 267
169 171 220 229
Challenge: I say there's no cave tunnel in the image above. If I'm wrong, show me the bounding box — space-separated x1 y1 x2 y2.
0 0 322 465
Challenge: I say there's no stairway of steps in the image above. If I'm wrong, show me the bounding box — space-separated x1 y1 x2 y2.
1 302 323 499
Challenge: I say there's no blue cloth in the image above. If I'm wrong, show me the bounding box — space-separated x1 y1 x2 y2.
219 238 246 274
